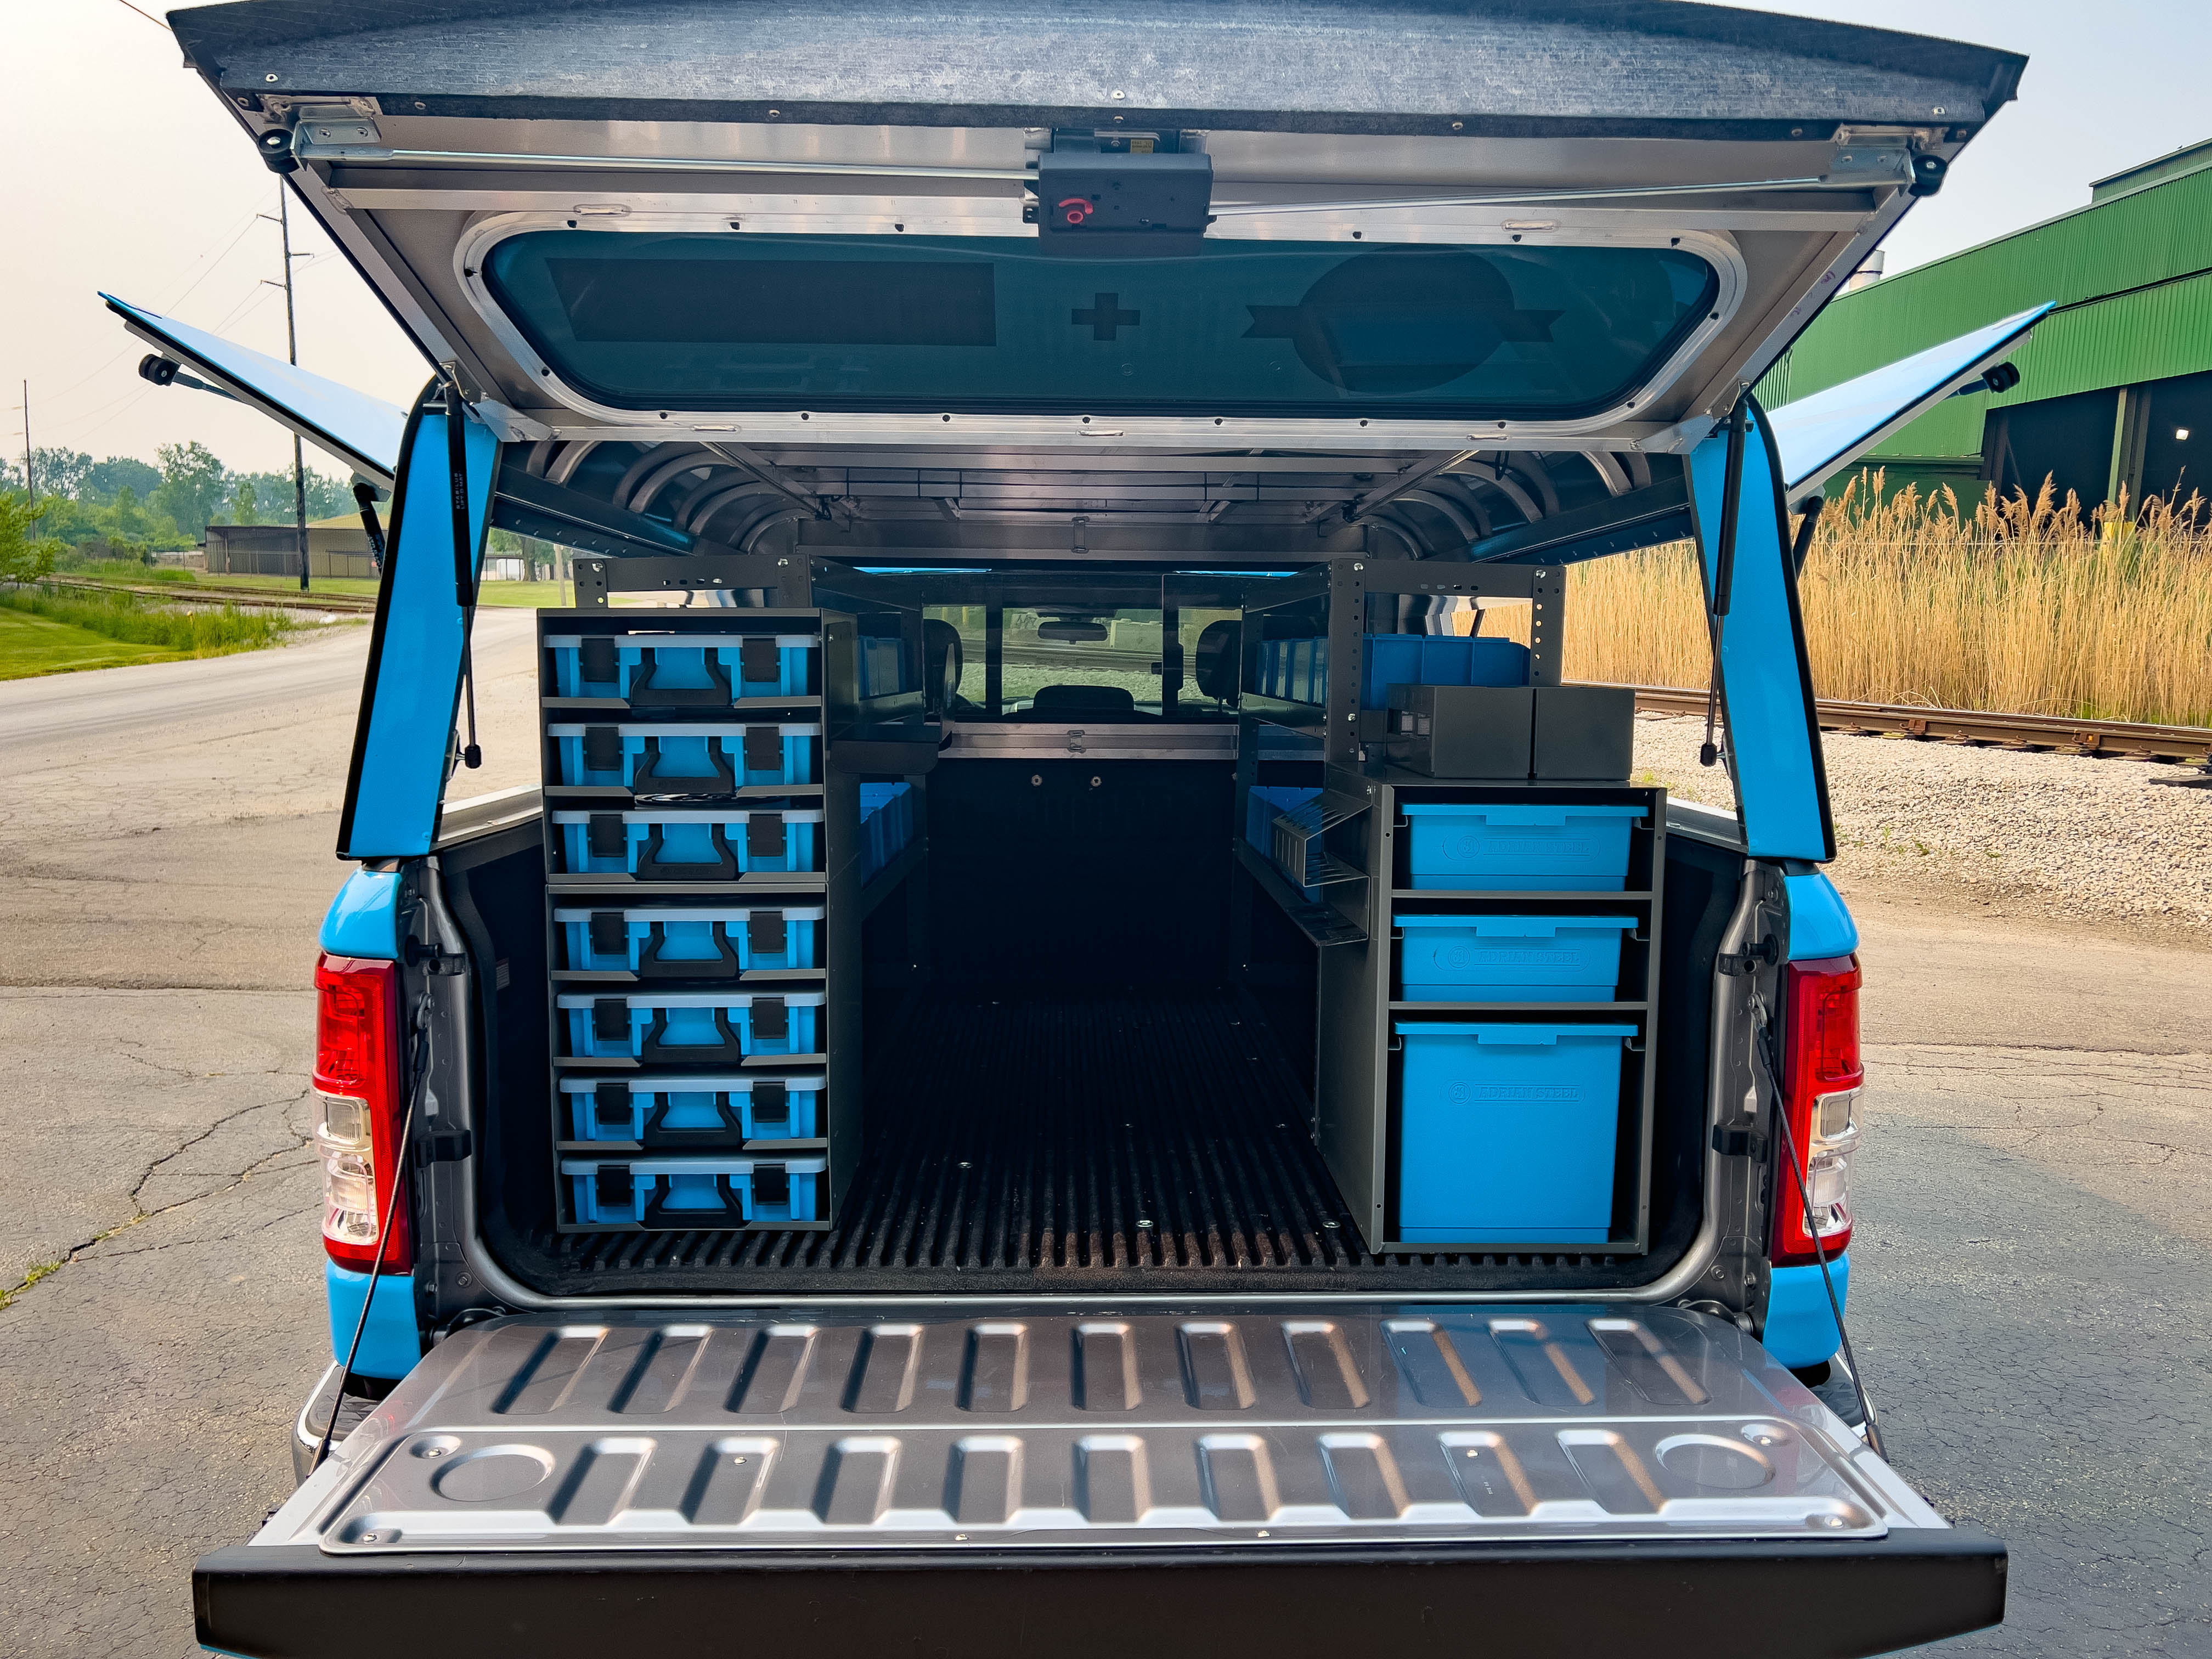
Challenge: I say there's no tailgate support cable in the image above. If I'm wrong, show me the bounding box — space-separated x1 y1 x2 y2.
443 366 483 770
1746 968 1888 1457
1697 393 1749 768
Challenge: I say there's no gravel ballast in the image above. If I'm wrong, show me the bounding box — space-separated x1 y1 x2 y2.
1635 713 2212 936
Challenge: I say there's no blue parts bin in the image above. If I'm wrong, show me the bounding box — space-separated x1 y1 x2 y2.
547 631 815 704
1254 637 1330 703
563 1154 825 1227
1360 634 1529 709
556 905 823 974
552 806 823 878
561 1073 823 1143
1401 802 1645 890
559 989 825 1060
1396 914 1635 1002
1393 1021 1635 1243
859 782 915 882
547 723 821 791
1246 785 1322 899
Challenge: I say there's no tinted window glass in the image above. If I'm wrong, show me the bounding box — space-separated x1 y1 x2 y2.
486 232 1718 420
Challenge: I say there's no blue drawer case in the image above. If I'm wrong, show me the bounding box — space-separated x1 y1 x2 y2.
1396 915 1637 1002
1394 1021 1636 1244
1401 802 1645 891
546 723 820 791
563 1154 826 1227
552 808 823 878
546 633 815 703
558 990 825 1059
555 905 824 973
561 1073 824 1143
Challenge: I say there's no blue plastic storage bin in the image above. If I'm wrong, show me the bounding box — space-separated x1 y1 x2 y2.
558 989 825 1060
546 723 820 791
1396 914 1636 1002
1394 1021 1635 1244
858 782 915 882
561 1073 824 1143
552 808 823 878
1400 803 1646 891
555 905 823 973
1358 634 1529 708
1420 635 1471 686
1465 639 1532 687
859 635 910 698
563 1154 826 1227
1309 637 1330 705
546 633 815 703
1247 786 1322 900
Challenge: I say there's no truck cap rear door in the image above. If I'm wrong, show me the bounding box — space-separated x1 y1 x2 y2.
167 0 2026 459
199 1304 2001 1658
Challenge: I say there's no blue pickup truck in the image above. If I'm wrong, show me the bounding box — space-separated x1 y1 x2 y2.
120 2 2050 1654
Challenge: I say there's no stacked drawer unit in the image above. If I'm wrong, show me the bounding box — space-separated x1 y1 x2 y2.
540 613 838 1233
1381 785 1665 1250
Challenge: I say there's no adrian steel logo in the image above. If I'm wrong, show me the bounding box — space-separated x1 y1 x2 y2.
1448 1081 1581 1103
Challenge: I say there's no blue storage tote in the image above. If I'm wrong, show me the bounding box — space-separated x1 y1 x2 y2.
563 1154 826 1227
1396 915 1635 1002
546 723 821 791
1394 1021 1636 1244
1400 802 1646 891
561 1073 824 1143
1465 639 1532 687
552 807 823 878
558 989 825 1060
555 905 824 973
547 633 815 703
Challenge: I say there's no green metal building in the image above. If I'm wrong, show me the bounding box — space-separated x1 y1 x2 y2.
1760 137 2212 510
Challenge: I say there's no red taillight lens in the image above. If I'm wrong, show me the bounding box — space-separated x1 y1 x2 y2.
1773 953 1862 1266
313 953 410 1273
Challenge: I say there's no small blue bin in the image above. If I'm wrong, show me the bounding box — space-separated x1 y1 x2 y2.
546 633 815 703
1401 803 1646 891
1285 639 1314 703
1394 1021 1635 1244
552 808 823 878
1310 637 1330 705
860 636 910 698
1361 635 1423 708
859 782 915 882
1420 636 1471 686
1248 786 1322 900
555 905 824 973
1466 639 1532 687
563 1154 826 1227
558 990 825 1060
1396 915 1636 1002
546 723 821 791
561 1073 824 1143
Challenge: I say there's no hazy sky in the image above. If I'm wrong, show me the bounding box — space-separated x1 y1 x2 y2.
4 0 2208 477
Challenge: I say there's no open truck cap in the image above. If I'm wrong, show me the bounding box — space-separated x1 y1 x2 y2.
145 2 2034 1653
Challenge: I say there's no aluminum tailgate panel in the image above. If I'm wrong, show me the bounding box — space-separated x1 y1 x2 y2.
261 1305 1940 1554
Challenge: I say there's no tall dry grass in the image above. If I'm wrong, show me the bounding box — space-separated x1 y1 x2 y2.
1479 476 2212 727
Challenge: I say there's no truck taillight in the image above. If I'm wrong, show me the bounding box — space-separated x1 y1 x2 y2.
1773 953 1861 1266
314 953 410 1273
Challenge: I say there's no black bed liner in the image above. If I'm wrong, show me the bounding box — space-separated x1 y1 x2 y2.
499 988 1696 1297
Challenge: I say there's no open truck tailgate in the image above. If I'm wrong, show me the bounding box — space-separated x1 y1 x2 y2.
202 1306 2001 1657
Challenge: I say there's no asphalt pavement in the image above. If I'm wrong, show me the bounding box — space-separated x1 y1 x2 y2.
0 621 2207 1657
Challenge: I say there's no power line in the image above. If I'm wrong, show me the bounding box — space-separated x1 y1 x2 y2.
108 0 171 29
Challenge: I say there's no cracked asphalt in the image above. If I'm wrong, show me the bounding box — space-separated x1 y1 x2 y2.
1 618 2208 1657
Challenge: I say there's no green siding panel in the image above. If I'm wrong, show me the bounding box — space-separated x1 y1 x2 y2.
1763 165 2212 473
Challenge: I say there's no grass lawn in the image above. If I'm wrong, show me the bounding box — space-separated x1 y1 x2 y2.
109 572 576 608
0 605 186 679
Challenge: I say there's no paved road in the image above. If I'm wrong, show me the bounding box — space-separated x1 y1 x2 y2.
0 631 2207 1657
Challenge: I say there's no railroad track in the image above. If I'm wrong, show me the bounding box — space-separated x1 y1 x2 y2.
1630 684 2212 766
36 574 381 615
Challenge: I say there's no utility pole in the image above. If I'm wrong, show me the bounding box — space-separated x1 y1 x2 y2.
19 381 30 503
263 187 312 589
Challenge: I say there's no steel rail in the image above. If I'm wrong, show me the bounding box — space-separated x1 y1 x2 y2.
35 574 381 614
1629 684 2212 764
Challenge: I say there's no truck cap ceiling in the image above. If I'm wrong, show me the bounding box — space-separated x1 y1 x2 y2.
165 0 2023 559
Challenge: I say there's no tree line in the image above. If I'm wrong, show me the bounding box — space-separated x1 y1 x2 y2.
2 441 357 563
